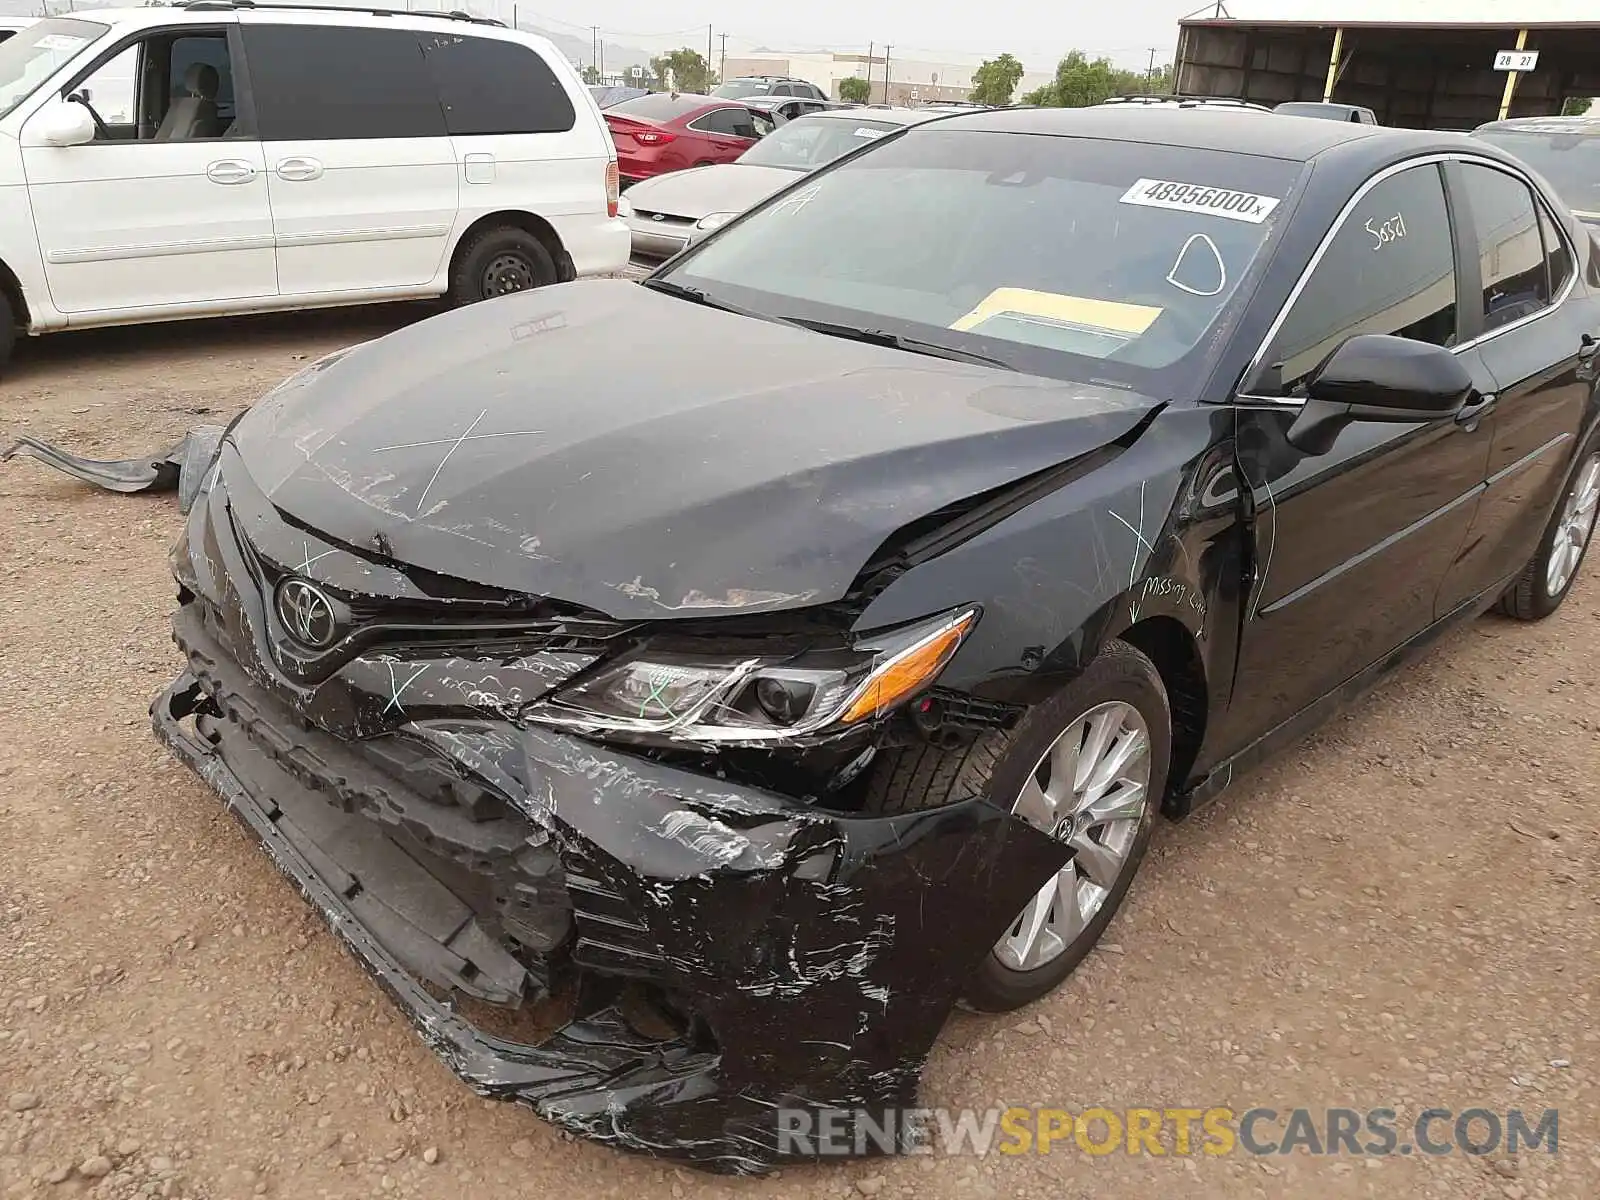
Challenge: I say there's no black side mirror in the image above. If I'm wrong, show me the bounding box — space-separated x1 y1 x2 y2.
1286 333 1474 455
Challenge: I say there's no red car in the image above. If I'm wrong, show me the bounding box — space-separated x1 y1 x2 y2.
604 94 775 185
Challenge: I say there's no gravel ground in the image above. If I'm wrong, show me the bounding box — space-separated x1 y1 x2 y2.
1 299 1597 1200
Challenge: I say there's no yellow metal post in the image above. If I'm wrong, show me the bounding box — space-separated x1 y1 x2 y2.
1322 27 1343 102
1498 29 1529 120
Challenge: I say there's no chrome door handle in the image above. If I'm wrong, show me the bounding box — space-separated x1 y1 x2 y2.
275 156 323 182
206 158 256 185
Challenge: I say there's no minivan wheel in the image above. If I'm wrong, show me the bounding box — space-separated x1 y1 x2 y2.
0 292 15 374
861 640 1170 1011
448 227 558 306
1497 431 1600 620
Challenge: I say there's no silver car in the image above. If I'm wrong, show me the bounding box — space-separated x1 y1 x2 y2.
618 107 938 262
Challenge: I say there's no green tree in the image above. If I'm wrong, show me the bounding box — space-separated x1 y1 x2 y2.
1562 96 1593 116
1023 50 1172 107
652 48 715 94
839 75 871 104
581 64 601 85
970 52 1024 106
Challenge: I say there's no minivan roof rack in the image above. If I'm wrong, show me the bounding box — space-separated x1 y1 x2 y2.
172 1 506 27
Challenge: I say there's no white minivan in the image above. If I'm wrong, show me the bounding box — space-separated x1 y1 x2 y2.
0 2 628 368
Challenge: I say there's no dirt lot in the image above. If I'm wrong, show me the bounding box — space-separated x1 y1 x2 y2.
1 304 1597 1200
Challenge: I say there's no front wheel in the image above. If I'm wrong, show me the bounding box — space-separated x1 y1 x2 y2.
447 227 558 307
861 640 1170 1012
1497 435 1600 621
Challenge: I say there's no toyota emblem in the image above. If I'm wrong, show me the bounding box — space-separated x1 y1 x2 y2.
275 577 339 649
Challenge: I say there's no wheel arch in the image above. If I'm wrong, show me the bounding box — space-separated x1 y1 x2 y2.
450 211 575 283
0 254 32 330
1117 615 1208 814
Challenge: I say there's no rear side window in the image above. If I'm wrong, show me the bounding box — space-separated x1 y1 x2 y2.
420 33 574 135
690 107 740 135
242 24 445 140
1539 205 1574 298
1266 163 1458 394
1459 163 1551 330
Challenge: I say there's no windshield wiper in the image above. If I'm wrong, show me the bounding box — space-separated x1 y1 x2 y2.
641 278 802 327
781 317 1017 371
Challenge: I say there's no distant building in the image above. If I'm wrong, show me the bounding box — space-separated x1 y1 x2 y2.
1176 0 1600 128
720 51 1053 105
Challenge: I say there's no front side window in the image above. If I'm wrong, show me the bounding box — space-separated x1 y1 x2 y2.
420 33 574 135
662 129 1302 392
0 18 105 119
72 30 236 141
1263 163 1457 396
242 25 445 140
1460 163 1550 330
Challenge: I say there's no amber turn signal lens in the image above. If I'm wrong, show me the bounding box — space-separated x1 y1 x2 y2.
838 611 976 725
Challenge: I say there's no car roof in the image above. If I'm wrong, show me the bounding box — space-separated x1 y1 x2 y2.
927 104 1456 162
1476 115 1600 138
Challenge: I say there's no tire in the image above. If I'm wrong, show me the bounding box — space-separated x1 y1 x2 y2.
1496 429 1600 621
447 226 558 307
0 291 15 375
863 640 1170 1012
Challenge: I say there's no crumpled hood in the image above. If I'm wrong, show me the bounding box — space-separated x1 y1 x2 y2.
231 280 1160 620
624 163 801 220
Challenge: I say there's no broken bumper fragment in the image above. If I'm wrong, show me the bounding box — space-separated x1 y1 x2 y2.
152 610 1066 1171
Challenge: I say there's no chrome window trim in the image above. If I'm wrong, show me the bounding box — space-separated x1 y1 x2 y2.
1239 152 1579 407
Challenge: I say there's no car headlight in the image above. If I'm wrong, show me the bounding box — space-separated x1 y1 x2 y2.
524 607 978 743
696 211 737 231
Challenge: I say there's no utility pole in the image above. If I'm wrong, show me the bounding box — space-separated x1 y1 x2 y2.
707 24 713 86
1147 47 1157 85
883 44 891 104
599 40 604 83
592 25 598 74
867 41 874 102
719 33 727 83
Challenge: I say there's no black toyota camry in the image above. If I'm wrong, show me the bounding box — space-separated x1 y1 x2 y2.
153 107 1600 1171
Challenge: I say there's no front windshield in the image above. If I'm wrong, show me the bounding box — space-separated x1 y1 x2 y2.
738 118 900 170
0 18 104 119
1475 128 1600 218
712 80 774 99
662 128 1303 389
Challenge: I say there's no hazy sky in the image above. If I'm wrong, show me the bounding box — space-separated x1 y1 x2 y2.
512 0 1206 70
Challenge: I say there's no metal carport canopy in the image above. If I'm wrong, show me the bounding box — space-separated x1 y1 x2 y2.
1175 1 1600 129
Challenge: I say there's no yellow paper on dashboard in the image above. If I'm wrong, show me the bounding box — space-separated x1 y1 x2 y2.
951 288 1163 336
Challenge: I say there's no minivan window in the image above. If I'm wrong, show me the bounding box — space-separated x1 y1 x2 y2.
420 32 574 135
242 24 446 140
663 129 1302 390
0 18 105 119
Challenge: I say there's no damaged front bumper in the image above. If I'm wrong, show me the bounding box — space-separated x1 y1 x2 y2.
152 609 1067 1172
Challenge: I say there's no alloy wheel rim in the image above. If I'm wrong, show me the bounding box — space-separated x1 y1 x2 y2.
482 252 535 296
1546 452 1600 597
993 700 1151 972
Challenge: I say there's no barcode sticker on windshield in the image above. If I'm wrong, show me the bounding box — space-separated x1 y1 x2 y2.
853 127 887 139
1120 178 1281 223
